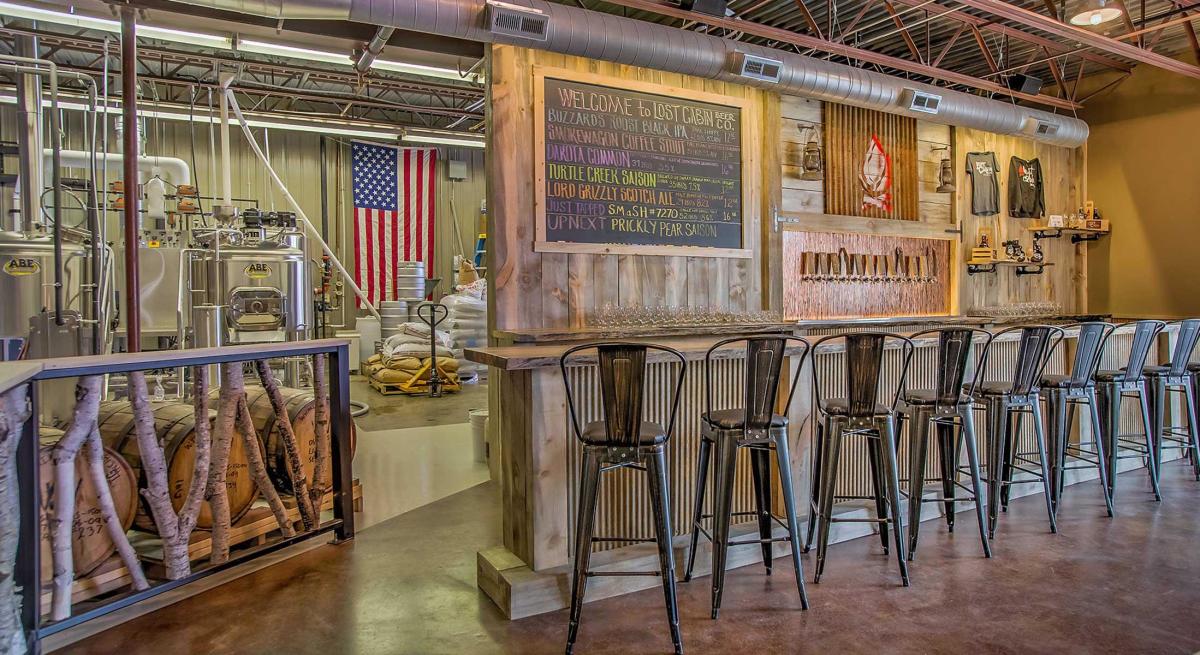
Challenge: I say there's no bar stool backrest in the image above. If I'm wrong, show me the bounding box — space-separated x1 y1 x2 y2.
910 327 995 407
1104 320 1166 383
989 325 1065 395
1166 319 1200 377
703 335 811 433
559 342 687 448
1066 321 1116 387
812 331 916 419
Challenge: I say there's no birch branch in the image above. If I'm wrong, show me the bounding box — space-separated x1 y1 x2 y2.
309 353 331 510
128 371 190 580
254 361 317 530
49 376 103 621
236 397 295 538
207 364 242 565
82 428 147 591
177 367 213 539
0 384 31 655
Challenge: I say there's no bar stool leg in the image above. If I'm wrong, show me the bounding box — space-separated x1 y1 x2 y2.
1086 388 1114 517
1151 378 1167 485
936 420 957 532
684 437 713 582
906 409 930 561
750 447 774 574
960 406 992 558
1136 385 1162 501
813 421 843 584
1001 411 1021 511
1029 397 1058 533
709 435 738 619
1046 391 1066 513
867 437 889 554
1184 380 1200 480
985 398 1009 539
566 449 602 655
1100 384 1120 500
772 431 809 610
803 418 829 554
879 416 910 586
645 448 683 655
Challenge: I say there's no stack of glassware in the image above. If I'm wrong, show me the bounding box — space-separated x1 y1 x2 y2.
589 304 783 328
972 301 1063 319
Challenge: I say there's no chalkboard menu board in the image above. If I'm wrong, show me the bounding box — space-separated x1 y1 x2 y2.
536 75 747 255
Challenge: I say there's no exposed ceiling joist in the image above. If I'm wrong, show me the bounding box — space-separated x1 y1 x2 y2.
597 0 1082 109
951 0 1200 79
885 0 1132 72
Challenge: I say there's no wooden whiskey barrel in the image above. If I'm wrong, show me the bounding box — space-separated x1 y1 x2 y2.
97 400 258 532
241 385 356 496
38 426 138 581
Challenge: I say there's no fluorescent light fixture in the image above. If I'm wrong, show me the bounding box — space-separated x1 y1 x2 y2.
238 40 352 66
403 134 485 148
0 1 231 47
373 59 482 83
0 90 404 141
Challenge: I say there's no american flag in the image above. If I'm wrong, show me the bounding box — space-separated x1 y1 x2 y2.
351 141 437 306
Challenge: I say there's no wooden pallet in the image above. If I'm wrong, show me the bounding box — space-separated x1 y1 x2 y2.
368 376 462 396
41 481 362 616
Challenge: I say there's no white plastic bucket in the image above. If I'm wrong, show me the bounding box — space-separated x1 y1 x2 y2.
468 408 489 464
355 316 380 367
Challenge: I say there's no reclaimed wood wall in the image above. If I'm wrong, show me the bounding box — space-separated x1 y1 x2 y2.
823 104 920 220
488 45 778 333
955 127 1088 314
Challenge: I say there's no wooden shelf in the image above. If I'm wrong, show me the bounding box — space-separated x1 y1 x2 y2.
966 260 1055 276
1025 226 1109 244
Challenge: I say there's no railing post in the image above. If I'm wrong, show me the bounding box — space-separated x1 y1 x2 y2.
15 383 41 654
328 344 355 542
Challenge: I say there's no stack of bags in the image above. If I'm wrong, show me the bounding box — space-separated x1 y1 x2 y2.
363 321 460 391
442 285 488 382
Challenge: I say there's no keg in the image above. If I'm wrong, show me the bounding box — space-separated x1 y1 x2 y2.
395 261 426 301
378 299 409 330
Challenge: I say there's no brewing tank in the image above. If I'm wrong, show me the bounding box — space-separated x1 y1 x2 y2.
190 230 311 343
0 230 87 345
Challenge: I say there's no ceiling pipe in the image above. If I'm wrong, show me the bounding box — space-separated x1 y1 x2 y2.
355 26 396 73
170 0 1089 146
120 7 141 352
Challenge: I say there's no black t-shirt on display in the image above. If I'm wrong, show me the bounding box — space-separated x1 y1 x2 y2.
1008 156 1045 218
965 152 1000 216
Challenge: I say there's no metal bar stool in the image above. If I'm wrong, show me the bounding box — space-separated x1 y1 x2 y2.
896 327 994 560
682 335 811 619
1041 321 1115 517
804 332 915 586
560 342 687 655
1145 318 1200 481
973 325 1064 538
1095 320 1166 503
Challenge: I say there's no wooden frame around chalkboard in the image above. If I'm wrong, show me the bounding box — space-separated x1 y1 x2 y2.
532 66 757 259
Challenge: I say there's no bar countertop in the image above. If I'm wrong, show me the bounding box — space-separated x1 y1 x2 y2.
467 315 1108 371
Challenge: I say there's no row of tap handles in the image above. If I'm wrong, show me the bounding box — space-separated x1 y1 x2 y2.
798 247 937 283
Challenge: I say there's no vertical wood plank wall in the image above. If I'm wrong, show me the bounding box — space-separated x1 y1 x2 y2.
955 127 1088 314
487 45 778 332
823 104 920 220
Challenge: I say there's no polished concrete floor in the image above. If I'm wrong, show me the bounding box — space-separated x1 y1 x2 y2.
60 461 1200 655
350 375 489 432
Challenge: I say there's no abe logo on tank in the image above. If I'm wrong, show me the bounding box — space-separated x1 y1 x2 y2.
3 257 41 277
243 262 273 279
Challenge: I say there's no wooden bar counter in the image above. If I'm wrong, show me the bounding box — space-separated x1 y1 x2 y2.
467 315 1169 619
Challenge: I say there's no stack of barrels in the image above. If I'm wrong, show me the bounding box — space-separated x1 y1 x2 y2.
38 383 352 580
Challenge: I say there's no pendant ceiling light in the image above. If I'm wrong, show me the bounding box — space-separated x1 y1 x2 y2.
1069 0 1124 26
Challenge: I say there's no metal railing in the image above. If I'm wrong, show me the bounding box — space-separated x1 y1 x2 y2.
0 338 354 654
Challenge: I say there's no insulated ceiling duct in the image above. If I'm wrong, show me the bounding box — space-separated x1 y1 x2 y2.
172 0 1088 146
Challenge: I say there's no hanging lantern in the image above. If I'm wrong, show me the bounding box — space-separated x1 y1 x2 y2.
935 147 955 193
799 126 823 181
